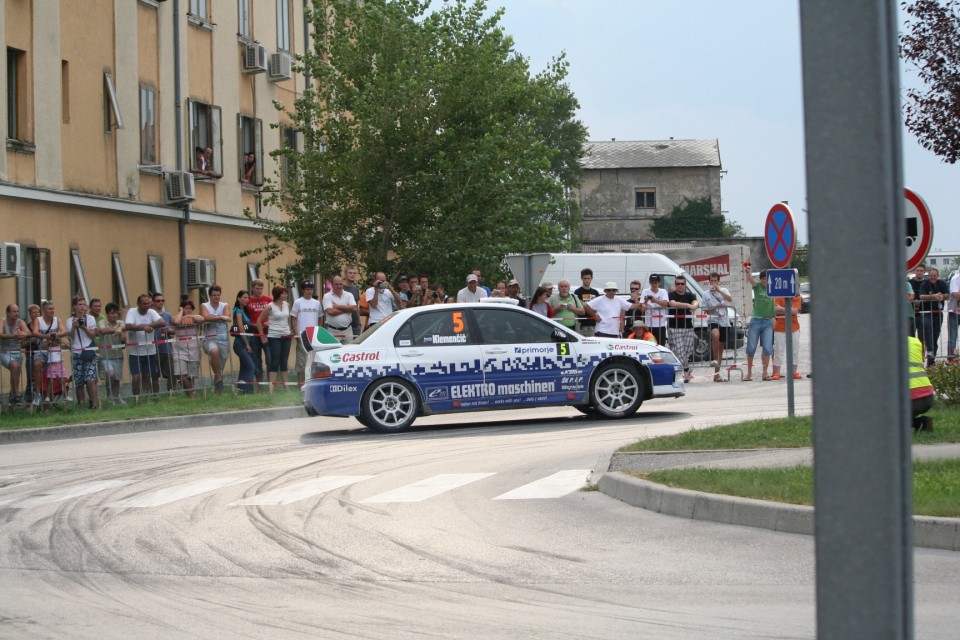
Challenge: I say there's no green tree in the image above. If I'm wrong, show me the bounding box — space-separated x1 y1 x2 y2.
246 0 587 285
650 197 730 239
901 0 960 163
721 219 746 239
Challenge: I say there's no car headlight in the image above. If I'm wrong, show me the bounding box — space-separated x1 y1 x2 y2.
649 350 679 364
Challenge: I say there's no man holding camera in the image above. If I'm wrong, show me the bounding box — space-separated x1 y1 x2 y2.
640 274 670 346
365 272 402 329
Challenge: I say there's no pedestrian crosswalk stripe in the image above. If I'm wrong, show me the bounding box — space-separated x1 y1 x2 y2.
0 479 131 508
105 478 253 508
361 473 495 504
228 475 375 506
493 469 592 500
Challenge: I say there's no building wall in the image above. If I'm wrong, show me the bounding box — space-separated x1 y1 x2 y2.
577 166 722 243
0 0 305 380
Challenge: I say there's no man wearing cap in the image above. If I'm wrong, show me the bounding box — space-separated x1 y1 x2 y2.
456 273 489 303
506 279 526 307
290 281 322 388
471 269 492 296
582 282 644 338
627 320 657 344
397 275 412 308
640 274 670 346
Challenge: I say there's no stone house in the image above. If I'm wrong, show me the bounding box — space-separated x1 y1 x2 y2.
576 139 723 244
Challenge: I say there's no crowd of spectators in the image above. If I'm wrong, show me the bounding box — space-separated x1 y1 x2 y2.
2 262 793 408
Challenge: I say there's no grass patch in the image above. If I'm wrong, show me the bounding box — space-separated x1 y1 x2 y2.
0 390 301 431
630 459 960 518
620 416 813 452
619 405 960 453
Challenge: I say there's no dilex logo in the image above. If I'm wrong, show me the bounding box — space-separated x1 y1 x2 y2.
329 351 381 364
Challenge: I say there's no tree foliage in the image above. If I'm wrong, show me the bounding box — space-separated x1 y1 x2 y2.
246 0 587 284
901 0 960 163
650 197 730 239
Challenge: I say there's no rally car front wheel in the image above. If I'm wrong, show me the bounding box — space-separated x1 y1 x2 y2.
590 363 644 418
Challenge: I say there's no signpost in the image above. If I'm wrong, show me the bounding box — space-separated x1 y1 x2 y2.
905 187 933 272
765 203 798 417
764 203 796 269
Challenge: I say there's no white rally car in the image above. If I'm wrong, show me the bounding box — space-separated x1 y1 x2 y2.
300 301 684 432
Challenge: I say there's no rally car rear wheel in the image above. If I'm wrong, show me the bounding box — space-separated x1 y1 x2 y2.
590 363 643 418
360 378 419 432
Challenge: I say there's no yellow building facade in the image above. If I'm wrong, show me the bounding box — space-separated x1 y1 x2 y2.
1 0 305 311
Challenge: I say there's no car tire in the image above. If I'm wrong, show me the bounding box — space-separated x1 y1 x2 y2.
360 378 419 432
590 363 644 418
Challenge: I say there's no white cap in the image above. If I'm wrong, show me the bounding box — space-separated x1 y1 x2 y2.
603 281 619 291
466 274 478 283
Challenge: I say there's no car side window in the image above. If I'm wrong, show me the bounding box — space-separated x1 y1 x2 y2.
394 310 473 347
474 308 557 345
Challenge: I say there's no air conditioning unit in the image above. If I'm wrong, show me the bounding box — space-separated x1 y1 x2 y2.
244 44 268 74
186 258 213 288
268 52 293 81
165 170 196 203
0 243 20 278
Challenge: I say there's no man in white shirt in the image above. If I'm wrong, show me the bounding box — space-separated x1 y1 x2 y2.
365 272 402 329
583 282 644 338
640 273 670 346
290 281 323 388
322 276 357 344
124 293 166 398
456 274 489 303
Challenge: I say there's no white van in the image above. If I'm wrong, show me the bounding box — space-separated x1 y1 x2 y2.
504 252 707 300
503 252 745 360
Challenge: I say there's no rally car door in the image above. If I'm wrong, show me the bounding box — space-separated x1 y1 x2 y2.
393 308 485 412
471 307 586 407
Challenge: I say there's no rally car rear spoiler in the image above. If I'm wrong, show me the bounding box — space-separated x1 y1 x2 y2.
300 326 343 352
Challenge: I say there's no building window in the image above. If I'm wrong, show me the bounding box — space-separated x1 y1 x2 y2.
113 253 130 309
277 0 292 51
148 255 163 295
189 99 222 177
104 71 124 131
238 114 263 186
190 0 209 21
140 84 157 164
281 126 302 186
70 250 90 304
6 48 26 141
247 263 259 291
635 188 656 210
238 0 251 39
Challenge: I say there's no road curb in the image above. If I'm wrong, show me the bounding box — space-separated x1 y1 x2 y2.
0 406 308 444
598 471 960 551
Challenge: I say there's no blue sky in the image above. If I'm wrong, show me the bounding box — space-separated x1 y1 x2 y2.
492 0 958 248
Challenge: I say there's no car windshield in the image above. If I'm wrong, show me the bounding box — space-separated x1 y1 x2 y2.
800 283 810 293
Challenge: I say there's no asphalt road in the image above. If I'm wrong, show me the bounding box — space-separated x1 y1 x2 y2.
1 319 958 639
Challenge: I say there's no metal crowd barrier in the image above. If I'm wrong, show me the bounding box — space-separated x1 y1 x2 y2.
914 309 959 365
0 321 301 413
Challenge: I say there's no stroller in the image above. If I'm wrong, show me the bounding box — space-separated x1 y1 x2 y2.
37 342 72 411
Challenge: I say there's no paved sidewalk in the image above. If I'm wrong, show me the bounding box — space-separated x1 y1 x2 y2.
599 445 960 551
